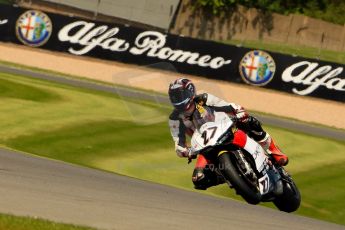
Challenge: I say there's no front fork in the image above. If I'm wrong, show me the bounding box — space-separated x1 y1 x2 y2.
232 129 268 172
232 129 282 195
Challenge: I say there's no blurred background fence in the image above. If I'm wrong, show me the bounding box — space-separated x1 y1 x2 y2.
171 0 345 62
11 0 345 63
15 0 180 30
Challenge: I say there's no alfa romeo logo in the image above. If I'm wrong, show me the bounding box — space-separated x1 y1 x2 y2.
16 10 52 47
239 50 276 86
0 19 8 25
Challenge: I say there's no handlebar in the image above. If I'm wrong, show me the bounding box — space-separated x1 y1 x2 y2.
187 148 197 164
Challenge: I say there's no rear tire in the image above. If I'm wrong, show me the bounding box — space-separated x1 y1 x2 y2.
218 152 261 205
273 179 301 212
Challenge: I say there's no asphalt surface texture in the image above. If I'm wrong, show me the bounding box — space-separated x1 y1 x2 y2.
0 64 345 229
0 64 344 141
1 148 345 230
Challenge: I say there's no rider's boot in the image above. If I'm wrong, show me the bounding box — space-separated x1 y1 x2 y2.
258 134 289 166
192 167 225 190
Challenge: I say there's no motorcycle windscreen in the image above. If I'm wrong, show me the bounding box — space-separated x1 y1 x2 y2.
192 105 215 130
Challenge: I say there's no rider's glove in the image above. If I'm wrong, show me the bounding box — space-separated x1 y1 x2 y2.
188 149 197 159
175 144 190 158
235 106 249 122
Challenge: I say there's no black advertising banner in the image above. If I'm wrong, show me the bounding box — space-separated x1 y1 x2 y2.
0 4 344 102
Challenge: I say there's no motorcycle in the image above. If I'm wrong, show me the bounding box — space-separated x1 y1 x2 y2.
189 106 301 212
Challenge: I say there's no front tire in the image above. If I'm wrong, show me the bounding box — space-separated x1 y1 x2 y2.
218 152 261 204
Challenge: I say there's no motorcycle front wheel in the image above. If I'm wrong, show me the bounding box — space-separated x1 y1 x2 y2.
218 151 261 205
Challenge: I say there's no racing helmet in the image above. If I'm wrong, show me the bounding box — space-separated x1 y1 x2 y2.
168 78 196 112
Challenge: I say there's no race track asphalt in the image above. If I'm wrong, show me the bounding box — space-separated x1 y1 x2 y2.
1 148 344 230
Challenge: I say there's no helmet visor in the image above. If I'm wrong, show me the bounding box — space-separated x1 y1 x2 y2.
169 89 194 111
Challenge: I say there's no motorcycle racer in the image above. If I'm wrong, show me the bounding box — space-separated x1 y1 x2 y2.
168 78 289 190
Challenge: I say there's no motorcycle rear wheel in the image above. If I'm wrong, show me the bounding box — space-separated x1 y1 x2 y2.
273 177 301 212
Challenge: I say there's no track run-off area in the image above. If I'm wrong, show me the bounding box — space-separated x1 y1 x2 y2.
0 64 344 229
0 64 344 141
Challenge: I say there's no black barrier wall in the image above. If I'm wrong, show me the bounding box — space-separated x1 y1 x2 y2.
0 4 344 102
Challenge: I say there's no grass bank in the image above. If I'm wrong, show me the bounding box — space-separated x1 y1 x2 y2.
0 72 344 225
0 213 97 230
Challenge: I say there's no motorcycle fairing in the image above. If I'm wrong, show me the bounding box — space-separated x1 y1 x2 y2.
191 112 233 153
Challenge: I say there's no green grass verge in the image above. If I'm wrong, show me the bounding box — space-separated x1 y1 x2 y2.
225 39 345 65
1 72 345 226
0 213 98 230
1 59 343 133
0 0 11 5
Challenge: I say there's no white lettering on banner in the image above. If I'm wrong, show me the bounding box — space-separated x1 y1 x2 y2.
58 21 232 69
58 21 130 55
129 31 231 68
0 19 8 25
282 61 345 95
